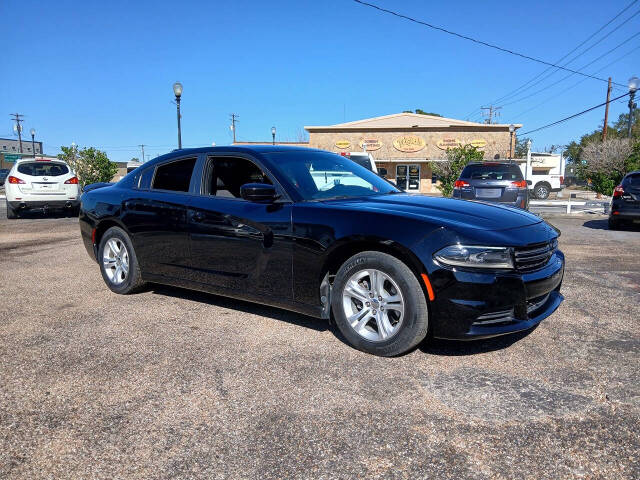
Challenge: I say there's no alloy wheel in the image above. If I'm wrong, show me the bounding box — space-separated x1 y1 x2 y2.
341 268 405 342
102 238 129 285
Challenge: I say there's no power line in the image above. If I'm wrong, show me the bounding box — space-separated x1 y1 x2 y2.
489 3 640 107
511 44 640 120
464 0 639 119
520 92 630 135
500 30 640 109
353 0 626 87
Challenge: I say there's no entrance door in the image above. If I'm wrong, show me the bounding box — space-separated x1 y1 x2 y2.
396 164 420 192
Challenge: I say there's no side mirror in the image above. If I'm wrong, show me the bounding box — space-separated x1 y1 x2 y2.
240 183 278 202
377 167 388 177
527 180 532 186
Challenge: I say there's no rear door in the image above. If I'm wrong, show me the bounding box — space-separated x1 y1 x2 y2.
125 156 198 280
187 154 293 300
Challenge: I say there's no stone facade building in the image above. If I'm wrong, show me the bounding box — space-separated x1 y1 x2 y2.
305 113 521 193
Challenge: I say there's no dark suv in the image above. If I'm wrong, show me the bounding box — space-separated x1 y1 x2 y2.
609 170 640 229
453 162 530 210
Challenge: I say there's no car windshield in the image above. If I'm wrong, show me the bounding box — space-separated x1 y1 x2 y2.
265 151 399 201
347 154 373 171
624 173 640 188
17 162 70 177
461 164 523 181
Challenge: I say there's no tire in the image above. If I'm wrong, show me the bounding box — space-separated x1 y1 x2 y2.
533 183 550 200
98 226 146 294
6 201 17 219
608 218 620 230
331 251 429 356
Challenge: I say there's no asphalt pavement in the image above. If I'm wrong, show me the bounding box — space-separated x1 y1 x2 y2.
0 205 639 479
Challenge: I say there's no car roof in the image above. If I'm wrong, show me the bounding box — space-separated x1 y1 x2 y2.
144 145 329 166
465 161 519 166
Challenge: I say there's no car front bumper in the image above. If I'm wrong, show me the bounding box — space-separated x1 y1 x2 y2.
429 251 564 340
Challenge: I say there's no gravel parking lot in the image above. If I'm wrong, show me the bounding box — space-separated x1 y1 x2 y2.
1 207 639 479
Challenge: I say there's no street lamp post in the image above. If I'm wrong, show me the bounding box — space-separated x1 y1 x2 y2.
508 124 515 159
627 76 638 138
173 82 183 149
271 126 276 145
30 128 36 158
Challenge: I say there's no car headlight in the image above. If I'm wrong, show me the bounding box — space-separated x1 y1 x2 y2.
434 245 514 269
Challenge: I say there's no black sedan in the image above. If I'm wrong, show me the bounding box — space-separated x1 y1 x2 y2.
79 146 564 356
609 170 640 229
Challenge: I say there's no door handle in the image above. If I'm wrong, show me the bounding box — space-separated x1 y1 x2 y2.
191 211 205 222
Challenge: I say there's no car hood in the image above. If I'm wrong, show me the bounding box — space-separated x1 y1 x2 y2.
324 194 542 231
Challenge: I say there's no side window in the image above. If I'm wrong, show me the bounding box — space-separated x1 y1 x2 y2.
206 156 272 199
152 158 196 192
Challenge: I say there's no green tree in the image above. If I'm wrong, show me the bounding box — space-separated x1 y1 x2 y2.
403 109 442 117
58 145 117 186
432 144 484 197
130 157 140 163
514 136 531 158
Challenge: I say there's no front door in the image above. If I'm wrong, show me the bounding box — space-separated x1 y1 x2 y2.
396 164 420 192
187 155 293 301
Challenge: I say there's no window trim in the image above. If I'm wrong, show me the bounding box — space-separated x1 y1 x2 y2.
150 155 199 194
199 153 291 203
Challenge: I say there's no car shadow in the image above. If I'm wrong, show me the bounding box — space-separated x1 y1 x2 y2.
583 219 640 231
14 210 77 219
419 327 536 356
149 284 536 355
149 284 329 332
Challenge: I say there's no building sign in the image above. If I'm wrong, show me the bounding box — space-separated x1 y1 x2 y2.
3 154 21 162
393 135 426 153
334 140 351 149
470 138 487 149
436 138 461 150
359 138 383 151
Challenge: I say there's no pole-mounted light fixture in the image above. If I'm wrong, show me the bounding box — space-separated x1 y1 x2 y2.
173 82 183 148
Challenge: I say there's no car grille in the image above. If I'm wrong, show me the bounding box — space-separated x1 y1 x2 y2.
514 239 557 272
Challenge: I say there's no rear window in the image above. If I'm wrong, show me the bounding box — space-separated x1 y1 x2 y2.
460 164 523 181
17 162 69 177
152 158 196 192
348 155 373 171
623 173 640 187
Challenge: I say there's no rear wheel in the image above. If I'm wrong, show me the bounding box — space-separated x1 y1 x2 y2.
6 201 17 219
98 226 146 294
331 251 429 356
533 182 550 200
608 217 620 230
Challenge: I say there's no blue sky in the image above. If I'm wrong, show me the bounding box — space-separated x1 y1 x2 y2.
2 0 638 162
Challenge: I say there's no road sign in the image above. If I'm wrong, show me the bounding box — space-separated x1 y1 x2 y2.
3 154 21 162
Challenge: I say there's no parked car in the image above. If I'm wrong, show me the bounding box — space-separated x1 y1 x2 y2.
452 162 531 209
339 152 387 177
0 169 9 184
4 158 80 218
609 170 640 229
79 146 564 356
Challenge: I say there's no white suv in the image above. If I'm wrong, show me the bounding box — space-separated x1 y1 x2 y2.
4 159 80 218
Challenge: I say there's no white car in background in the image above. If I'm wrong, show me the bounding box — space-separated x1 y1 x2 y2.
4 159 80 218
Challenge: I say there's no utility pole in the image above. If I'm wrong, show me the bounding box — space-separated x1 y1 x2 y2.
481 105 501 124
602 77 612 141
10 113 25 153
139 144 146 162
230 113 239 143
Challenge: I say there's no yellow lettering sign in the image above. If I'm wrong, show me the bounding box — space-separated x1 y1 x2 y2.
335 140 351 149
393 135 426 153
436 138 462 150
359 138 383 151
470 138 487 149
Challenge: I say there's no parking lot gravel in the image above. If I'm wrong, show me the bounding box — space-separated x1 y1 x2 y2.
1 208 639 479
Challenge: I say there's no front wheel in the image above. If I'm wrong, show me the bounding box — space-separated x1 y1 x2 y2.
98 226 146 294
331 251 429 356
